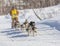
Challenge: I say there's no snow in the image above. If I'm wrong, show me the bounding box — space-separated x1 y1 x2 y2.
0 5 60 46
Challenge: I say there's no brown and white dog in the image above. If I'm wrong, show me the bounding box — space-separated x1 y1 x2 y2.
20 19 29 32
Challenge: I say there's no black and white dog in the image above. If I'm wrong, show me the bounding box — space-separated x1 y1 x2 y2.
26 21 37 36
20 20 37 36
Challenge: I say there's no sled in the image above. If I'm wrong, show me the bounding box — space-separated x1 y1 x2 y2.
12 20 20 31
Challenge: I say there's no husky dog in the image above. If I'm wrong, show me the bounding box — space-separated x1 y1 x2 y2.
26 21 37 36
20 19 29 32
20 20 37 36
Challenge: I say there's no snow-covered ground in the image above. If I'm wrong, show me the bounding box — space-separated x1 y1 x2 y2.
0 5 60 46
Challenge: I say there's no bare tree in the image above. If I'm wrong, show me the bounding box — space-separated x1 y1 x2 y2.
0 0 60 15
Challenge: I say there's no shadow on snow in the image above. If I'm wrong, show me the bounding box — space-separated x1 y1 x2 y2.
41 20 60 31
10 34 28 38
0 28 28 38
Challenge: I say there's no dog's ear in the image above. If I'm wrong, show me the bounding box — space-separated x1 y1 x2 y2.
30 21 35 23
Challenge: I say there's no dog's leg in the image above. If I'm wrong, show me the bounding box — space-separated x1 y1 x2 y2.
21 28 25 32
35 27 38 36
35 30 37 36
27 29 31 36
32 30 34 37
28 30 30 36
20 25 24 32
32 27 37 36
